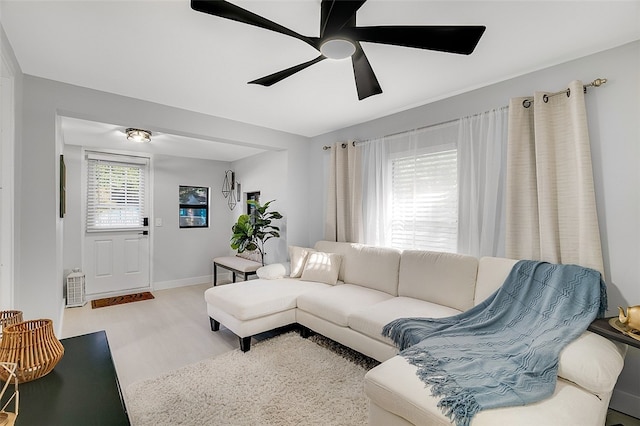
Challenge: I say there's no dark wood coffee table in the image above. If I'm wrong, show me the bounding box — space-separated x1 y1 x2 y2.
14 330 129 425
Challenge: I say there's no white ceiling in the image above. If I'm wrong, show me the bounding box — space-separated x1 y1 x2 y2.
2 0 640 154
60 116 267 161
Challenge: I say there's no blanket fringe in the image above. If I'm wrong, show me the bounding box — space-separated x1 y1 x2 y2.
383 318 442 351
382 319 415 351
403 346 480 426
438 393 481 426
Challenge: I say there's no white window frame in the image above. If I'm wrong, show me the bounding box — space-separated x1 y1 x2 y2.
86 152 148 233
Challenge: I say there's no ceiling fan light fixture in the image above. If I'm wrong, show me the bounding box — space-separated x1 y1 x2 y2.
191 0 486 100
320 38 356 60
126 128 152 143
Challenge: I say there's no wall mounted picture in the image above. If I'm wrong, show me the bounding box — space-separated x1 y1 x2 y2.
179 185 209 228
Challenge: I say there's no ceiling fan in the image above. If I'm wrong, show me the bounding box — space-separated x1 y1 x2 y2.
191 0 486 100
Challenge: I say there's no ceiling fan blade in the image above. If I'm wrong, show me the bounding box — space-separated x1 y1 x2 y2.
345 26 486 55
191 0 318 48
248 55 326 86
351 43 382 100
320 0 366 38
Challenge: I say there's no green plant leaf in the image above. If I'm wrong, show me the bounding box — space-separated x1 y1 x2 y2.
229 199 282 255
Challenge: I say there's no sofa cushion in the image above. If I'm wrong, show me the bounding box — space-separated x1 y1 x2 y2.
365 355 613 426
288 246 315 278
348 297 461 345
204 278 330 321
300 252 342 284
398 250 478 311
475 256 518 305
313 241 353 282
557 331 626 395
297 284 393 327
314 241 401 295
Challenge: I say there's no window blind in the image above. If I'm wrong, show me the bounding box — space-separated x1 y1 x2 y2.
86 158 146 231
390 149 458 252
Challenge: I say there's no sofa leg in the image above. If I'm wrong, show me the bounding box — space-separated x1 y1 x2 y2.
239 336 251 352
209 317 220 332
299 326 313 338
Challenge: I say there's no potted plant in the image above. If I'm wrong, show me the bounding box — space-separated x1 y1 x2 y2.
230 199 282 266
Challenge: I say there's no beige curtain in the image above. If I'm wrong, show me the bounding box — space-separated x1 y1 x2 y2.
324 141 363 242
506 80 604 276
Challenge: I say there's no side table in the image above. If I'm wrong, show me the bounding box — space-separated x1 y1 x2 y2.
211 256 260 286
588 317 640 349
14 330 129 425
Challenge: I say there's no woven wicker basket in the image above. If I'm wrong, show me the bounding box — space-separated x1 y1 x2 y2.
0 319 64 383
0 311 23 338
0 361 19 424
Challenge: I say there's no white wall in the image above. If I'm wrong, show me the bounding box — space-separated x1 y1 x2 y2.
232 149 288 265
19 77 59 326
310 41 640 417
61 144 82 273
0 24 22 311
152 155 232 288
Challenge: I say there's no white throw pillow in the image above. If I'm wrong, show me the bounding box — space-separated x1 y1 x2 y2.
300 252 342 285
557 331 626 395
256 263 286 280
289 246 316 278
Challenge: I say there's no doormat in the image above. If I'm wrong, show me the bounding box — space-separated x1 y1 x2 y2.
91 292 154 309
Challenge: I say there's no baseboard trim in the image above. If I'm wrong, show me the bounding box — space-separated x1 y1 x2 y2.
153 275 211 291
610 388 640 419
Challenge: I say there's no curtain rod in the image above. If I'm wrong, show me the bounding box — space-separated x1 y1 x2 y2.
322 106 508 150
323 78 608 150
322 141 355 150
522 78 607 108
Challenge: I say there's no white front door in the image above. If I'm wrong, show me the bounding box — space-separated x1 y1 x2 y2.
83 152 150 297
85 230 150 295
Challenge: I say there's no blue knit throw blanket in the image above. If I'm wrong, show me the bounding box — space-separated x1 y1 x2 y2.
382 260 607 426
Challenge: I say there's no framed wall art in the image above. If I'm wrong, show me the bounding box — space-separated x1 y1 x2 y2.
178 185 209 228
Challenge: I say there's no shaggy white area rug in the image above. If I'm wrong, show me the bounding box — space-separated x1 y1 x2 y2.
126 332 379 426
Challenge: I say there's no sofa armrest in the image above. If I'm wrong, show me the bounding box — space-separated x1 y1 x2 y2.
557 330 626 396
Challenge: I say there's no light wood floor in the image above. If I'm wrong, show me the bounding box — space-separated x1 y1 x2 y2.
61 282 238 394
62 282 640 426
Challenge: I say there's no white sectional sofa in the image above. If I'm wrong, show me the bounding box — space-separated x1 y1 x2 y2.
204 241 626 425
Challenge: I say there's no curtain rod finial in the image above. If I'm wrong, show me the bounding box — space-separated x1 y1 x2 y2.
592 78 607 87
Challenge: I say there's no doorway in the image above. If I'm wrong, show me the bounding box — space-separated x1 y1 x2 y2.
83 152 151 297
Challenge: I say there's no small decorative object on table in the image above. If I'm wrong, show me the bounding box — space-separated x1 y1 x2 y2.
0 319 64 382
610 305 640 342
0 311 23 338
0 362 19 426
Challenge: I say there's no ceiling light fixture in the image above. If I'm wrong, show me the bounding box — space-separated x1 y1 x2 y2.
320 39 356 60
126 128 152 143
